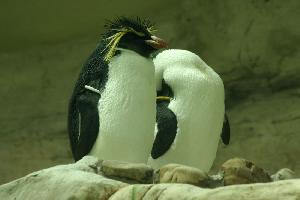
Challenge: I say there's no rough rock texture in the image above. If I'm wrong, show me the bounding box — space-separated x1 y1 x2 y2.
1 157 299 200
101 160 153 184
155 0 300 98
272 168 296 181
0 156 127 200
0 0 300 184
110 180 300 200
220 158 271 185
154 163 209 187
211 88 300 175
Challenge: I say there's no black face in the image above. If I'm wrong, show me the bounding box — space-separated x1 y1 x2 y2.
102 17 167 60
118 32 155 57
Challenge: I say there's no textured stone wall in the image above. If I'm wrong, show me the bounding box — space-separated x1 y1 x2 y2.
0 0 299 184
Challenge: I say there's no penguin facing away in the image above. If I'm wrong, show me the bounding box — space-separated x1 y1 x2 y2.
68 17 167 163
148 49 230 172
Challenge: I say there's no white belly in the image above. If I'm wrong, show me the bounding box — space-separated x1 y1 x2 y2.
89 49 156 164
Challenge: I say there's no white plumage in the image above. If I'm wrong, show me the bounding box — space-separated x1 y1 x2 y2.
89 48 156 163
148 49 225 172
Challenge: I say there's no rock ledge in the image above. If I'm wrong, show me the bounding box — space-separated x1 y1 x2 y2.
0 156 299 200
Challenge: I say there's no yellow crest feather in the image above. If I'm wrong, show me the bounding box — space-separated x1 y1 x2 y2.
103 31 127 62
102 27 150 62
147 26 157 34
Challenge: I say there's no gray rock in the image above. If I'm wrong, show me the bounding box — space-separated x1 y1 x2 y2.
101 160 154 184
110 180 300 200
271 168 296 181
0 156 127 200
1 156 300 200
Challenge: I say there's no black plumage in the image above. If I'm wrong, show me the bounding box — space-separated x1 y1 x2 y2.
68 17 159 161
151 79 231 160
68 45 108 161
103 17 154 39
221 113 230 145
103 17 157 58
151 80 178 159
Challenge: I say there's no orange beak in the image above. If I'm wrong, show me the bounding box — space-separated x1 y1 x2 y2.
145 35 168 49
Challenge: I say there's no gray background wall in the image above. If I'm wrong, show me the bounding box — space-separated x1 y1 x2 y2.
0 0 299 184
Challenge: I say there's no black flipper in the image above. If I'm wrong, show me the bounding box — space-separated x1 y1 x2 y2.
74 90 100 161
221 113 230 145
151 100 178 159
151 80 178 159
68 45 108 161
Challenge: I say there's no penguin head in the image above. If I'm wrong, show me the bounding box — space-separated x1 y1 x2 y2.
102 17 167 62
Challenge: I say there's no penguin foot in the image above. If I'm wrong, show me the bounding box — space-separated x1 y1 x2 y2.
154 163 209 187
101 160 154 184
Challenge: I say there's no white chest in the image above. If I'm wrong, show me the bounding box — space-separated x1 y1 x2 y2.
89 49 156 163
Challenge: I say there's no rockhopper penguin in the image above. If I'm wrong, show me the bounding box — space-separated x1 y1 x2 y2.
68 17 167 163
148 49 230 172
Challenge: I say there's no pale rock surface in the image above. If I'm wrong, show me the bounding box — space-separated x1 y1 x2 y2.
0 156 127 200
110 180 300 200
1 156 300 200
271 168 296 181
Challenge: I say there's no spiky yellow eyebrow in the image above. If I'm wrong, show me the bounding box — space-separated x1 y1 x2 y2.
103 31 127 62
103 27 150 62
147 26 157 34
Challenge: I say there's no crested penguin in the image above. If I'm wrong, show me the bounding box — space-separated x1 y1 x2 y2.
148 49 230 172
68 17 167 163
